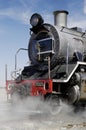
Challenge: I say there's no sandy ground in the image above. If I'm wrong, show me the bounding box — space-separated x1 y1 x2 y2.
0 88 86 130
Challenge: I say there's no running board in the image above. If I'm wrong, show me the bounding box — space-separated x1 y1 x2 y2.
53 62 86 83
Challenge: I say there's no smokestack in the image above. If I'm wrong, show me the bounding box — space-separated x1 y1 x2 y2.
53 10 69 27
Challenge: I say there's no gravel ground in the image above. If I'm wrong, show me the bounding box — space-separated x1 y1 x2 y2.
0 88 86 130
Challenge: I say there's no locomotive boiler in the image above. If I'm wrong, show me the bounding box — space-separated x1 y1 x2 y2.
6 10 86 105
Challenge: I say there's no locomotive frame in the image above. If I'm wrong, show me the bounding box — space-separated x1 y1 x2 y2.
6 10 86 105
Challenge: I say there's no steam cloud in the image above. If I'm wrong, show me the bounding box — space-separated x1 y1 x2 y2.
0 88 86 130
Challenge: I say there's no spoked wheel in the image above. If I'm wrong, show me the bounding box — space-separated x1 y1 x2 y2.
46 94 62 115
67 85 80 104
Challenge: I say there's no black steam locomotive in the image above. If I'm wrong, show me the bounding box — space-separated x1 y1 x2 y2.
7 10 86 105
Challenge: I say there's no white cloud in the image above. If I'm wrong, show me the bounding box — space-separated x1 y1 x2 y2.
42 13 53 24
68 13 86 31
0 7 32 24
0 8 53 25
0 1 86 29
0 0 37 25
68 0 86 31
0 0 53 25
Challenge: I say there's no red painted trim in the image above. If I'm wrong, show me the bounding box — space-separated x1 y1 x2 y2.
6 79 53 96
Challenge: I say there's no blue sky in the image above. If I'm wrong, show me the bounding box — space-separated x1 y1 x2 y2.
0 0 86 86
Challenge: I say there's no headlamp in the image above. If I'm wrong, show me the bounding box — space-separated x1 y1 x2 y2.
30 13 44 27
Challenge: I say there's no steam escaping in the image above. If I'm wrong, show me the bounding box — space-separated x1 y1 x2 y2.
0 88 86 130
8 95 86 130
